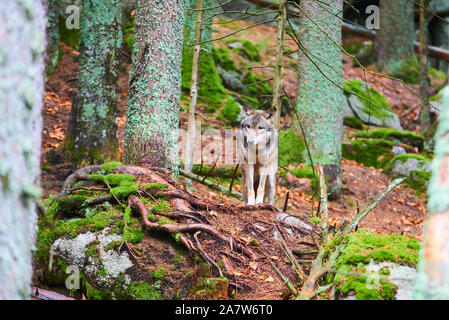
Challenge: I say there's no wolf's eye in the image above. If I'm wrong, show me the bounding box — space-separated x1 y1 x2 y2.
246 124 250 128
259 126 264 130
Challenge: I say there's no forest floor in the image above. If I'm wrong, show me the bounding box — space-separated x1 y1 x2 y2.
39 19 428 299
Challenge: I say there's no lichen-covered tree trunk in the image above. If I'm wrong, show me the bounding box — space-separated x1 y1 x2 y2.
0 0 45 299
414 86 449 299
45 0 61 74
63 0 122 168
373 0 415 73
122 0 184 176
296 0 344 198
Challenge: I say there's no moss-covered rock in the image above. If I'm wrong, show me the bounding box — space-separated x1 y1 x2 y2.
382 153 431 194
392 55 447 88
333 228 420 300
225 38 260 62
342 138 395 168
353 128 425 151
344 115 364 130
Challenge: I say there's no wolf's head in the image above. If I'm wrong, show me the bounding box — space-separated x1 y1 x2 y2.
239 106 276 148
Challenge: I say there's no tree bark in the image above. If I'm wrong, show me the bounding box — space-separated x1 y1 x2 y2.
123 0 185 177
0 0 45 299
373 0 415 73
63 0 122 168
414 86 449 299
295 0 344 198
45 0 61 74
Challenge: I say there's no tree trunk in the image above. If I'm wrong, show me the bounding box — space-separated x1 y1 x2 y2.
63 0 122 168
0 0 45 299
373 0 415 73
295 0 344 198
185 0 205 177
123 0 185 177
414 86 449 299
45 0 61 74
418 0 432 133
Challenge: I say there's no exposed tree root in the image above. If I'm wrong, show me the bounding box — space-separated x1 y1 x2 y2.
128 195 256 259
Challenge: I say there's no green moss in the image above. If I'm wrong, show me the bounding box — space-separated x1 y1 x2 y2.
382 153 431 194
181 38 229 112
242 71 272 96
343 115 364 130
342 138 395 168
220 97 241 122
59 17 80 50
343 80 393 120
309 216 321 225
151 199 172 213
37 204 121 262
278 128 306 167
151 268 166 280
89 174 138 200
353 128 425 151
333 228 420 300
343 42 363 56
212 46 240 72
225 38 260 62
336 228 420 268
392 55 447 88
101 162 123 172
85 281 110 300
189 277 229 299
144 183 166 191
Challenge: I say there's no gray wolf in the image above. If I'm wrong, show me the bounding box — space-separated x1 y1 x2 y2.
237 106 278 205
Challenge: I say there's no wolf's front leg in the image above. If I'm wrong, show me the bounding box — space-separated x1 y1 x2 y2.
267 172 276 205
256 167 268 204
247 164 256 205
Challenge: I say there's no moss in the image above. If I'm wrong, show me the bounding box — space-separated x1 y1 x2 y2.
343 80 393 120
342 138 395 169
242 71 272 96
89 173 138 200
101 162 123 172
333 228 420 300
249 238 260 246
343 115 364 130
189 277 229 299
181 38 229 112
37 203 122 262
85 281 110 300
382 153 431 194
353 128 425 151
220 97 241 122
151 268 166 280
278 128 306 167
309 216 321 225
85 240 100 258
58 17 80 50
225 38 260 62
336 228 420 268
192 165 238 178
104 240 121 251
212 46 240 72
392 55 447 88
144 183 165 191
151 199 172 213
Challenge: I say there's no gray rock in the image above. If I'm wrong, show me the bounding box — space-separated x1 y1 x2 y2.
347 95 403 130
387 157 431 178
276 213 312 232
392 146 406 155
341 260 417 300
227 41 243 49
52 228 134 289
365 261 417 300
217 66 244 92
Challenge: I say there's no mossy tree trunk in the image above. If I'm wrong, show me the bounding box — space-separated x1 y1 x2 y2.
414 86 449 299
122 0 184 177
45 0 61 74
373 0 415 73
63 0 122 168
296 0 344 198
0 0 45 299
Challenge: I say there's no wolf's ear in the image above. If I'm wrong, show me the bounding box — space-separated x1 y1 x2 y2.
242 105 253 116
266 108 275 119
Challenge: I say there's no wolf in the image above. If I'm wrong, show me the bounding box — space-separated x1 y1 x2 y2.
237 106 278 205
